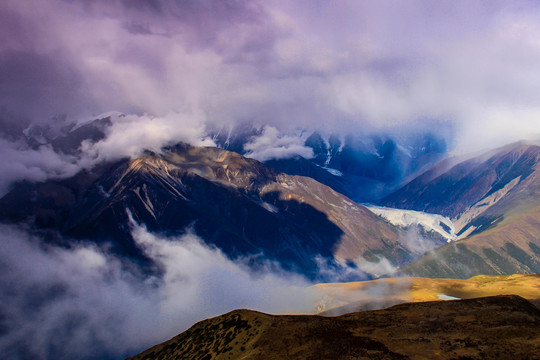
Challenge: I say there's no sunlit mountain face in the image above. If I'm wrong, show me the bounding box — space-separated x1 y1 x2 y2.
2 1 540 359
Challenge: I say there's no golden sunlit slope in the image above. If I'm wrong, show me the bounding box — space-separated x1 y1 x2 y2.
127 295 540 360
315 274 540 315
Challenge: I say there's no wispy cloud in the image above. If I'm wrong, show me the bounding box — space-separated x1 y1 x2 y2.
0 223 317 359
0 139 81 195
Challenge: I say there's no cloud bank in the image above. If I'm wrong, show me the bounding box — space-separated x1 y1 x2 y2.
2 0 540 158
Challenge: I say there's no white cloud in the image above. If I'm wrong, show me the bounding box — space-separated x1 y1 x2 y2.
80 111 215 163
3 0 540 182
0 223 317 360
315 255 398 282
0 220 421 359
0 111 217 195
243 125 314 161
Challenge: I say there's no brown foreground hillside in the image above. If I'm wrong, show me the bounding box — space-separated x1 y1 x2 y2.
127 295 540 360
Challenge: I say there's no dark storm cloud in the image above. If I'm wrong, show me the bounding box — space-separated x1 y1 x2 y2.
123 21 160 36
79 0 267 48
0 0 274 122
120 0 164 13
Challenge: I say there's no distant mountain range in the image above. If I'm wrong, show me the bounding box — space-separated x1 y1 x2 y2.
210 124 447 202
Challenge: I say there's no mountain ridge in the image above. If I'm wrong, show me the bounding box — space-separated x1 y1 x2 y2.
0 144 423 279
382 142 540 278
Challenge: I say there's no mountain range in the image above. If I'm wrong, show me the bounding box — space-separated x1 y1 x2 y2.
0 142 425 279
381 142 540 278
210 124 447 202
2 116 540 360
1 115 539 280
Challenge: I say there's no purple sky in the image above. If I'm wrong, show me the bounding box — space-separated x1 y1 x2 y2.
2 0 540 164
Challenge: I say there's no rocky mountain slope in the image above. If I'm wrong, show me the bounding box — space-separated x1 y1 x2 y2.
381 142 540 278
382 142 540 234
127 295 540 360
0 144 422 278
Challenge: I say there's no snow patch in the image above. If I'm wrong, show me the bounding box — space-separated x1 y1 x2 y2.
323 167 343 177
437 294 461 300
396 144 413 158
366 205 457 242
316 164 343 176
261 201 279 213
71 111 123 131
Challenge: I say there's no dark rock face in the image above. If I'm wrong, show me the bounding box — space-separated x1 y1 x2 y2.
127 295 540 360
0 145 409 279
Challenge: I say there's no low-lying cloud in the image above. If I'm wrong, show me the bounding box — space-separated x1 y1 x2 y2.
316 255 398 283
0 219 415 360
0 110 217 196
0 223 324 359
0 139 81 195
80 111 215 162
